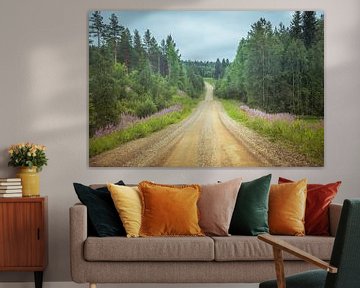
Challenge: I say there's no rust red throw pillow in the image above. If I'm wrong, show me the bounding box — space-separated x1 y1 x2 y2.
278 177 341 236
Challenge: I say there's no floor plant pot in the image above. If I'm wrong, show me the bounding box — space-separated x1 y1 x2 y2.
16 167 40 197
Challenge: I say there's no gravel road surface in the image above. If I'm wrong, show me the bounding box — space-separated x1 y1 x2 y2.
90 82 311 167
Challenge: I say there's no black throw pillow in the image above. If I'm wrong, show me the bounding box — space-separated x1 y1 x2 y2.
73 181 126 237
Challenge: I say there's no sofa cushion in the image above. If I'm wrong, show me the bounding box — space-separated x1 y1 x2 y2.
198 178 242 236
107 184 142 238
279 177 341 236
73 181 126 237
84 236 214 261
269 179 307 236
229 174 271 236
212 236 334 261
139 181 203 237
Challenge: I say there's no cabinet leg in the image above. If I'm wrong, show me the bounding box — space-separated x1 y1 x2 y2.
34 271 43 288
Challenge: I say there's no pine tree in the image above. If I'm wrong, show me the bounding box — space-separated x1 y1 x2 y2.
306 14 324 116
89 11 104 48
166 35 181 86
290 11 302 39
214 58 222 79
284 38 307 114
104 13 123 63
159 39 168 76
133 29 145 69
149 36 160 74
302 11 317 48
245 18 273 107
143 29 152 55
118 28 133 69
221 58 227 78
89 51 119 131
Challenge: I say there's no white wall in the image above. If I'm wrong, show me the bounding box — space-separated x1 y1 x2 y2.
0 0 359 283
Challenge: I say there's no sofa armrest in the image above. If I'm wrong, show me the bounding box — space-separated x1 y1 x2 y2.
69 203 88 283
329 203 342 237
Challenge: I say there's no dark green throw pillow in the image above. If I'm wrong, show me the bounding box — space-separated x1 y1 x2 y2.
229 174 272 236
73 181 126 237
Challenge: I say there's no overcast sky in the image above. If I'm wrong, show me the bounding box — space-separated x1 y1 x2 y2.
91 11 321 62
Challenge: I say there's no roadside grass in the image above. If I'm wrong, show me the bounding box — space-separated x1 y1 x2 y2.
89 96 200 158
220 99 324 165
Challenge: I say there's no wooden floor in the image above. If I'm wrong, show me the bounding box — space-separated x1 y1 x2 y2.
0 283 259 288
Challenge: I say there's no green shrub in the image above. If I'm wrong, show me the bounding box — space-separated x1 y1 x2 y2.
135 97 157 118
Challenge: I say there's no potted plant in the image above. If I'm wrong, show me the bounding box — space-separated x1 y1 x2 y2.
8 142 48 197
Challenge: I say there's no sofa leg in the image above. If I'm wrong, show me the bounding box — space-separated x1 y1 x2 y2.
89 283 96 288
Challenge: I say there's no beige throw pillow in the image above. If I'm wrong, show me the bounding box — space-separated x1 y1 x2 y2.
198 178 242 236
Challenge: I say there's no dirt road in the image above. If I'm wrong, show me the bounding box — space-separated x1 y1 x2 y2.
90 82 310 167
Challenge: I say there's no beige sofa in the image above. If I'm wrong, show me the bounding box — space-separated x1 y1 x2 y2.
70 203 342 288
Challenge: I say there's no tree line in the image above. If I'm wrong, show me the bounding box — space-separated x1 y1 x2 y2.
182 58 230 79
89 11 204 136
215 11 324 117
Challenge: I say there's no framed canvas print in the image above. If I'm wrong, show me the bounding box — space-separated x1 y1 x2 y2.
88 10 324 167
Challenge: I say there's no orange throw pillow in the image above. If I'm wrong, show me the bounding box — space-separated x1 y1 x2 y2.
279 177 341 235
269 179 307 236
138 181 204 237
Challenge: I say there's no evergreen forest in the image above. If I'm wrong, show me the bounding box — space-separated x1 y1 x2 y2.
215 11 324 117
89 11 205 137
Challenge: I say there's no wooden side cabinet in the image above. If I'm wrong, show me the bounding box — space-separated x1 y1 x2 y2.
0 197 47 288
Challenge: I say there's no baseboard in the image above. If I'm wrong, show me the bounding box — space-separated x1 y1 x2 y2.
0 282 259 288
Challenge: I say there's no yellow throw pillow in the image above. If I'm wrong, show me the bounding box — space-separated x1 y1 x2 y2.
138 181 204 237
269 179 307 236
107 183 142 238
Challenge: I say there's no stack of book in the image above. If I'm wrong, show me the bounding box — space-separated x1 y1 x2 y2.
0 178 22 197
